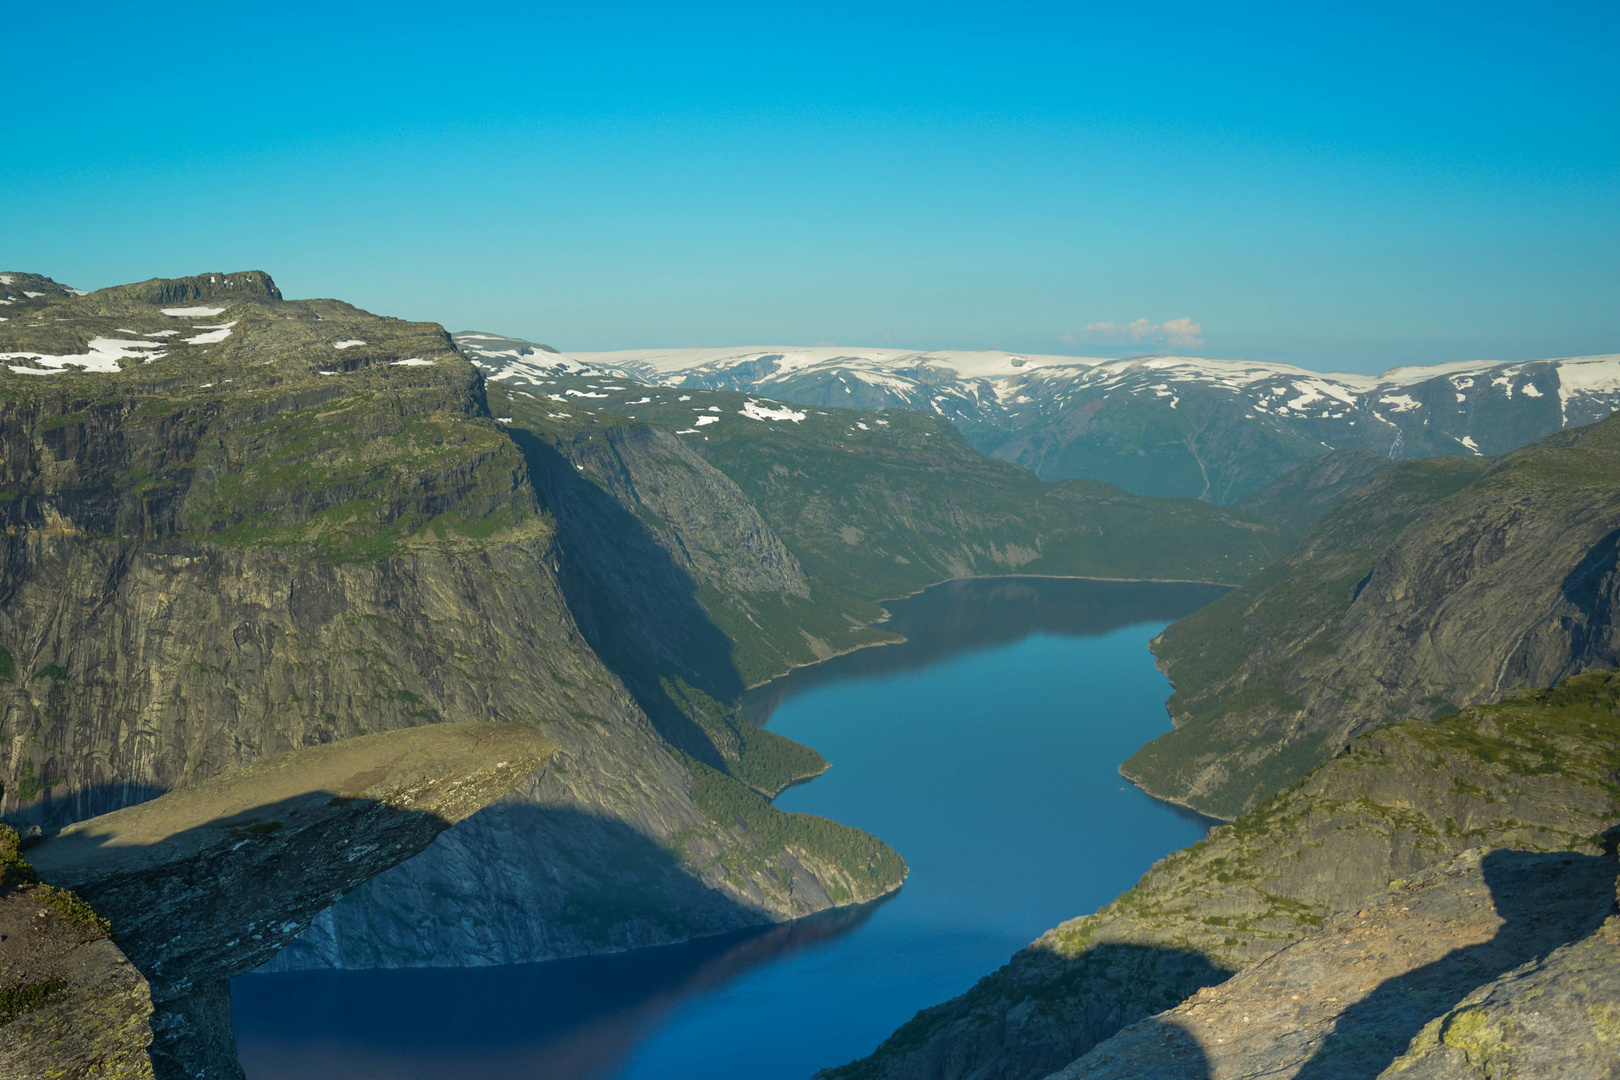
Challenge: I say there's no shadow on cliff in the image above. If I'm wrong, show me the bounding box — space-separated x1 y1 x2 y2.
29 789 486 1080
266 802 776 972
2 780 168 832
814 941 1230 1080
1559 525 1620 673
235 895 890 1080
512 430 745 768
1293 846 1620 1079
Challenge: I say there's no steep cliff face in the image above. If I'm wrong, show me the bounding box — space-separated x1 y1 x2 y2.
0 273 904 977
823 671 1620 1080
1128 412 1620 818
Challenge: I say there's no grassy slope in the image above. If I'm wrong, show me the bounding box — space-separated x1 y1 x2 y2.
502 375 1300 597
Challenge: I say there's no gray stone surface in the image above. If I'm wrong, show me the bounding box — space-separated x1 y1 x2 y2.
1055 848 1618 1079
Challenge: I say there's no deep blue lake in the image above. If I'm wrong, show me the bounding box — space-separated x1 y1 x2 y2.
233 577 1224 1079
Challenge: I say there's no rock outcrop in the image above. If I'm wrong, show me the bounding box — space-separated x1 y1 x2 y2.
1056 847 1619 1079
1129 411 1620 818
0 826 153 1080
23 722 553 1079
1383 912 1620 1078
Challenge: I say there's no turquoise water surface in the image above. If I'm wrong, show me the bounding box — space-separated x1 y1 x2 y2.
233 578 1222 1079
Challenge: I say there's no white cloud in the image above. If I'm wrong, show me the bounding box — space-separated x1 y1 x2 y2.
1063 317 1204 349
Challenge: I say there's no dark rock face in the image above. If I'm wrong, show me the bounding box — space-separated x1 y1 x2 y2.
1130 411 1620 818
1058 848 1620 1080
822 672 1620 1080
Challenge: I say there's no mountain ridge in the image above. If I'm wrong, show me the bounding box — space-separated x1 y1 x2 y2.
457 334 1620 503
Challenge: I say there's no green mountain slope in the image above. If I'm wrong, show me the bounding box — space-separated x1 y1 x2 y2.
1233 446 1391 533
1125 412 1620 818
489 377 1299 655
823 669 1620 1080
0 271 904 974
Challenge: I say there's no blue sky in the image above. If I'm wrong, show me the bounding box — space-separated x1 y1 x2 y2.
5 1 1616 372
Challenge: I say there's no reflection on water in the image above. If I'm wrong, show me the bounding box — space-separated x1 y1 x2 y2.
234 576 1227 1080
741 577 1228 726
234 900 887 1080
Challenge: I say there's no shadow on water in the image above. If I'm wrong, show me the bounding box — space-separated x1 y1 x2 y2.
234 897 890 1080
741 577 1229 726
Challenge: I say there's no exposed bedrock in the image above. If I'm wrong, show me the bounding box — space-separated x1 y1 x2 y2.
1055 846 1620 1079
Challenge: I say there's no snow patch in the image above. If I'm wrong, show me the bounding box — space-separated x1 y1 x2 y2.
3 337 166 374
391 358 434 367
739 399 807 423
162 306 228 317
334 340 366 350
695 415 720 426
184 321 237 345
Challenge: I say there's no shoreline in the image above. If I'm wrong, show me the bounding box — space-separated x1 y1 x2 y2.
741 572 1233 692
745 574 1234 832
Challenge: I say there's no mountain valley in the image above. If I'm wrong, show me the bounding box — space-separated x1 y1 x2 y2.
1 269 1617 1079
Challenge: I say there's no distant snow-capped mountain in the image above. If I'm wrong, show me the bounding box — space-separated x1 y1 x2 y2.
454 333 1620 504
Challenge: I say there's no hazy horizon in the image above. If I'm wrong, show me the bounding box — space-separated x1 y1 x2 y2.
7 1 1617 376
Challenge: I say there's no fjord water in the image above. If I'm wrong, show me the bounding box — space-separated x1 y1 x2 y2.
233 578 1223 1080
